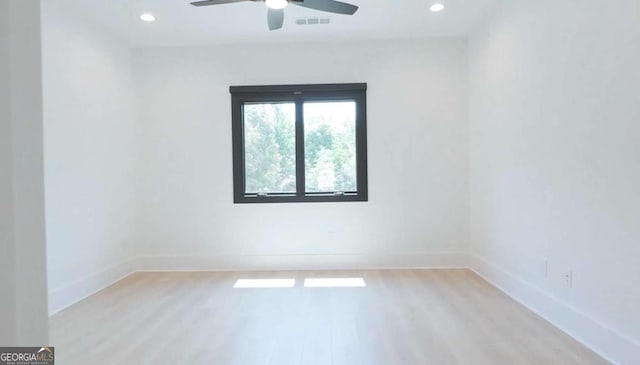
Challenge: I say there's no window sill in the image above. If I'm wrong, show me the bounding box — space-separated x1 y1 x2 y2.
235 193 367 204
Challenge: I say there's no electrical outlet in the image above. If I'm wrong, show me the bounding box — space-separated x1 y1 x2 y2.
563 270 573 288
541 258 548 278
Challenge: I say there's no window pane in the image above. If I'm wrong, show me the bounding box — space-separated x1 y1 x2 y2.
304 101 357 193
243 102 296 193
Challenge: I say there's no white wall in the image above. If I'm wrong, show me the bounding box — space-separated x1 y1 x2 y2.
0 0 49 345
41 3 138 314
133 39 469 269
469 0 640 362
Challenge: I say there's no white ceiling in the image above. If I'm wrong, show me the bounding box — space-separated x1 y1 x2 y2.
55 0 501 47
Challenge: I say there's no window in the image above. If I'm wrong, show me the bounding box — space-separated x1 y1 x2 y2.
231 83 368 203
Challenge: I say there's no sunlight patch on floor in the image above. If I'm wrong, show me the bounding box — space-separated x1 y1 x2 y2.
304 277 366 288
233 278 296 288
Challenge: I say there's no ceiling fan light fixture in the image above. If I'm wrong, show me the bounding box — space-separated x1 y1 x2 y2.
265 0 288 10
429 3 445 12
140 13 156 22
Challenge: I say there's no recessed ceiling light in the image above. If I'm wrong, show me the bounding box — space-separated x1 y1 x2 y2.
140 13 156 22
265 0 288 9
429 3 445 12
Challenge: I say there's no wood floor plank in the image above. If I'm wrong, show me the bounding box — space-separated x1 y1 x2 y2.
49 269 609 365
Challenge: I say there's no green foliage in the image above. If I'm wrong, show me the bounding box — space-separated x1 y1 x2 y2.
243 102 357 194
305 102 357 192
305 124 334 165
244 103 295 193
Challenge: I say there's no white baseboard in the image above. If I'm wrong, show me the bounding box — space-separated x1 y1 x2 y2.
133 252 469 272
48 259 136 316
470 254 640 365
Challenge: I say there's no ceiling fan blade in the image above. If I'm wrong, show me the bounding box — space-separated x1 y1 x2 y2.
267 8 284 31
293 0 358 15
191 0 249 6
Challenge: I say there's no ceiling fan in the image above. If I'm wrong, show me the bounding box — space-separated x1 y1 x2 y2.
190 0 359 31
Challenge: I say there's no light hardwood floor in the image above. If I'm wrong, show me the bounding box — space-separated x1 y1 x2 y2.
50 269 608 365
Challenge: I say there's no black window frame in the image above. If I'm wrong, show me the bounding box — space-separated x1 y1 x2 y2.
231 83 368 204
